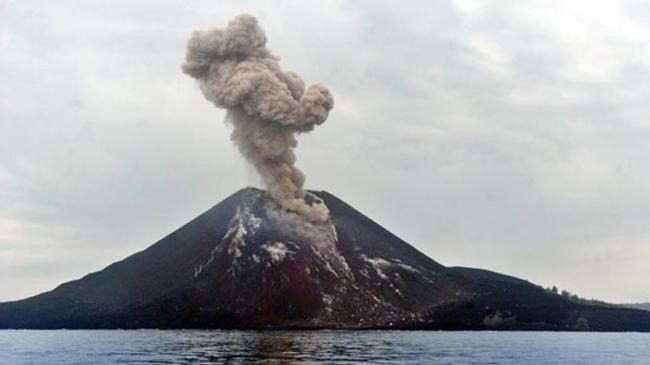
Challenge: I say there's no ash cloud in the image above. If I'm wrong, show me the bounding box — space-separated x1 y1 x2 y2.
182 14 334 223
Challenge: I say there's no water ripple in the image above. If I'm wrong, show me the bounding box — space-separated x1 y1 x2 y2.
0 330 649 364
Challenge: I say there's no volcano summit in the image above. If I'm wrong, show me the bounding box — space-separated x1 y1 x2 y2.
1 188 649 331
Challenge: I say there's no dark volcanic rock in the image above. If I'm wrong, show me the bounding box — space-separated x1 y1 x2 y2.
1 187 650 331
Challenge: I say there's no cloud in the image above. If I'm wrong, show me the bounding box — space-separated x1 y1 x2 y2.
1 0 649 303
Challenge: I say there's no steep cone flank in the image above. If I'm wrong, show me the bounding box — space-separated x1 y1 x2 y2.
1 188 650 331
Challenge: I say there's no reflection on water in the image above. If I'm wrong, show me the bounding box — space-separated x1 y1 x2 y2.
249 332 303 364
1 330 650 364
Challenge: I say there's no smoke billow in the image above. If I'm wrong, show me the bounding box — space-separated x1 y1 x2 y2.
182 14 334 223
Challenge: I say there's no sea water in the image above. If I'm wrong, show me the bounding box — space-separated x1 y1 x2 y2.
1 330 648 364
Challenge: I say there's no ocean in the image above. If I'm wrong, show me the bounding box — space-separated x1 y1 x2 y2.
1 330 649 364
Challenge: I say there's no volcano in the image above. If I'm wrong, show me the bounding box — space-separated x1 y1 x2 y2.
1 188 649 331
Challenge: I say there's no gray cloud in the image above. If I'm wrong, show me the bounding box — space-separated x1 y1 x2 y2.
1 0 649 303
182 14 333 222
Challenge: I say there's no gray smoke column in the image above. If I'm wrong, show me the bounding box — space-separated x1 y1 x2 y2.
182 14 334 223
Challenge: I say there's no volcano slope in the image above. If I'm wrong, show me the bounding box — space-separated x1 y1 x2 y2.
1 187 649 331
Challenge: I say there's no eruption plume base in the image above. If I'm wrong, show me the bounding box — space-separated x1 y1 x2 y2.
227 109 330 223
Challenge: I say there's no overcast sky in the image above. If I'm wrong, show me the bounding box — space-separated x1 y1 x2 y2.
1 0 650 303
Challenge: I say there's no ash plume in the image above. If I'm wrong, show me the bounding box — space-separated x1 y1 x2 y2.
182 14 334 223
